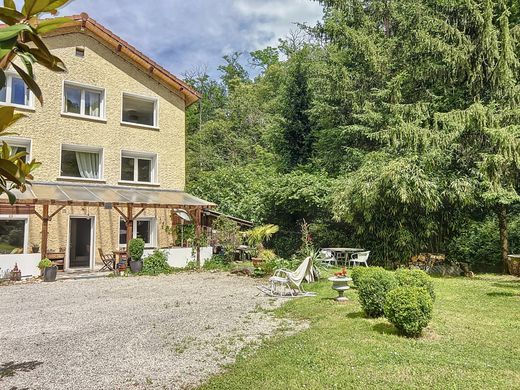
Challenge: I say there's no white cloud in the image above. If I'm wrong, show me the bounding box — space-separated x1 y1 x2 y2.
55 0 323 78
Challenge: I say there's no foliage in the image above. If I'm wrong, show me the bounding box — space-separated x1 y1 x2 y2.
244 224 279 256
128 238 145 261
37 258 53 269
202 255 231 271
0 0 71 202
384 287 434 337
447 214 520 272
141 250 172 276
185 0 520 270
395 268 436 301
213 215 240 262
357 269 397 318
350 266 385 287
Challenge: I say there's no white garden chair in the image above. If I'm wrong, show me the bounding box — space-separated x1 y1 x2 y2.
349 251 370 267
319 249 338 268
257 256 316 297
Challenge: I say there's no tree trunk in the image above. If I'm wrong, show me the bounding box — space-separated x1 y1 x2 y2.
498 205 509 274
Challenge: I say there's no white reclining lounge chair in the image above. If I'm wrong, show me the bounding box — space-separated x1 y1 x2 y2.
258 256 316 297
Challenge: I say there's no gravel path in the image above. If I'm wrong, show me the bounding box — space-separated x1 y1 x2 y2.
0 272 301 389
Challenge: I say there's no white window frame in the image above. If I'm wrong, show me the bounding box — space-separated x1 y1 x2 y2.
0 73 34 110
119 217 156 248
59 143 105 182
121 92 159 129
0 215 29 255
0 137 32 161
119 150 158 185
62 81 106 121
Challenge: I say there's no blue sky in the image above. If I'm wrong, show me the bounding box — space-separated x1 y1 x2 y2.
56 0 324 79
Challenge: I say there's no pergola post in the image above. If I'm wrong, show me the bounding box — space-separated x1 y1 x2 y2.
126 204 133 257
195 207 202 267
170 210 178 247
40 205 49 260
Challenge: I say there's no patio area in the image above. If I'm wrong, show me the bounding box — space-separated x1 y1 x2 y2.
0 272 301 389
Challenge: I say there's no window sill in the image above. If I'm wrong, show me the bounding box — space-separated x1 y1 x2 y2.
61 112 107 123
120 121 159 131
118 180 160 187
0 102 35 112
57 177 106 183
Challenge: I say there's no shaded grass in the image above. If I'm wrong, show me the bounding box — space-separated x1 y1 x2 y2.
200 273 520 389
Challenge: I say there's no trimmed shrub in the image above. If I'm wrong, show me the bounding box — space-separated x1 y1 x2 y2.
37 258 53 270
351 266 385 287
141 250 172 275
395 268 435 301
384 287 433 337
357 269 397 317
128 238 145 261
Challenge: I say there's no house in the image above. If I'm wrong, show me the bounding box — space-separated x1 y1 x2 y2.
0 14 216 277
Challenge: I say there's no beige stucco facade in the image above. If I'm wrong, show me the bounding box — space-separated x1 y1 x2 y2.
2 32 192 267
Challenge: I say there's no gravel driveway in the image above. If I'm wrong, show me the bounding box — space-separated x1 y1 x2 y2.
0 272 299 389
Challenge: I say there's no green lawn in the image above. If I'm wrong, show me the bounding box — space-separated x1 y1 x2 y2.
200 273 520 389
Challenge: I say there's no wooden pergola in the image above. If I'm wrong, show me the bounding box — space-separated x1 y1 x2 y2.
0 182 215 263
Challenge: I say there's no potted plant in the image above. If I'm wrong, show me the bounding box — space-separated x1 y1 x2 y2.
38 258 57 282
244 224 279 267
128 238 145 273
31 243 40 253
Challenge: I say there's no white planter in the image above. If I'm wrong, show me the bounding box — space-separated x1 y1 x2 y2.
0 254 41 278
143 247 213 269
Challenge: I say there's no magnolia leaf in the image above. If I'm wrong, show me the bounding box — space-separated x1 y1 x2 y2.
42 0 70 12
0 182 17 204
0 23 31 41
16 51 36 78
22 30 52 59
27 47 66 71
0 36 16 60
3 0 16 9
0 158 22 183
0 6 25 24
35 16 71 34
22 0 52 17
11 62 43 104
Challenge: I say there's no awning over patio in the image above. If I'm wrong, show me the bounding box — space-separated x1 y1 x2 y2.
0 182 216 208
0 182 215 262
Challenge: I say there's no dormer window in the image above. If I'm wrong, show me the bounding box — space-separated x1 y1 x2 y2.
63 81 105 120
122 93 158 128
0 74 32 108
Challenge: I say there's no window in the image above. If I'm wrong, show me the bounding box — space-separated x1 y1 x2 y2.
75 47 85 58
122 93 158 127
0 218 28 254
0 137 31 163
119 218 156 247
60 145 103 180
63 82 104 119
0 74 31 108
120 152 157 183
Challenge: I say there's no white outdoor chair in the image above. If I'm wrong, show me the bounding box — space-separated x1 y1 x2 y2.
349 251 370 267
258 256 316 297
319 249 338 268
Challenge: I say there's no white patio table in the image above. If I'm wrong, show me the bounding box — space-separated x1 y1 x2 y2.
322 248 365 265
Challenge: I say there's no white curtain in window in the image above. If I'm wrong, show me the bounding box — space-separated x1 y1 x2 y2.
75 152 99 179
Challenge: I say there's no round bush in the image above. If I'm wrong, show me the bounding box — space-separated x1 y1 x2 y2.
395 268 435 301
351 266 385 286
357 269 397 318
384 287 433 337
142 250 172 275
128 238 145 261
